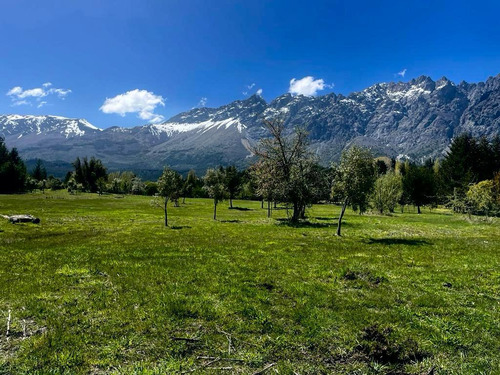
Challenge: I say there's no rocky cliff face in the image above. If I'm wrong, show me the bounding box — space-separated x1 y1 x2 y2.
1 74 499 173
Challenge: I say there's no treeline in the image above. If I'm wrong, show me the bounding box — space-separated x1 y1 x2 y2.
1 131 499 219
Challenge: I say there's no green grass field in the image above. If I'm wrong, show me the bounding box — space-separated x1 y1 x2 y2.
0 192 499 374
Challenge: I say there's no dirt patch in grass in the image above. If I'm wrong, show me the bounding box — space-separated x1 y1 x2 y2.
340 268 386 286
357 325 428 364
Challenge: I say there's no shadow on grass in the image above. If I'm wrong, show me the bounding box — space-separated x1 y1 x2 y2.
315 217 335 221
275 218 333 228
170 226 192 230
365 238 431 246
220 220 241 223
228 207 252 211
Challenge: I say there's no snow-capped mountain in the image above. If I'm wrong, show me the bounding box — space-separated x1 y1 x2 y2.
1 74 499 173
0 115 101 139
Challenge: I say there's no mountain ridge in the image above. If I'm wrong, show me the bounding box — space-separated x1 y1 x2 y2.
1 74 499 173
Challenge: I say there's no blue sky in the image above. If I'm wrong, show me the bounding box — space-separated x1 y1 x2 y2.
1 0 499 128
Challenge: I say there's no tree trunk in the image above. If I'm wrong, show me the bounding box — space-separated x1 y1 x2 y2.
182 196 186 204
267 200 271 218
274 201 277 209
230 197 233 208
300 204 306 219
164 199 168 227
337 199 348 236
417 205 421 214
291 201 300 222
213 201 217 220
261 199 264 209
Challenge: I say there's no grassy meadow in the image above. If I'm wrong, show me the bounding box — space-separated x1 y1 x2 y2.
0 191 499 374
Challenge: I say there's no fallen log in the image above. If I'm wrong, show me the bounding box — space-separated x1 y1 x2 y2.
2 215 40 224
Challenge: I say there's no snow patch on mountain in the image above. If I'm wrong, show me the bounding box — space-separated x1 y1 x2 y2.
150 117 246 137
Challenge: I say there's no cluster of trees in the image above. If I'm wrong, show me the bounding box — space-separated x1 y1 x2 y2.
438 134 500 216
0 137 27 194
2 128 499 225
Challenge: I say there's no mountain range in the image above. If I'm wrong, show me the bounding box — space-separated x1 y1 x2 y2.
1 74 499 175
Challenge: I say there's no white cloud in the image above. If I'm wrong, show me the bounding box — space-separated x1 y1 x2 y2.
100 89 165 123
6 83 71 106
12 100 30 106
198 97 208 107
7 87 23 96
243 83 259 96
256 88 263 96
397 68 407 78
18 88 47 98
288 76 333 96
50 88 71 98
37 101 47 108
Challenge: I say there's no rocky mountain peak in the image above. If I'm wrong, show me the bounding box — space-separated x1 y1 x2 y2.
1 74 498 173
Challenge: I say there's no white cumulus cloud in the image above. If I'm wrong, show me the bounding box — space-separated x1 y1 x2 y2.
397 68 407 78
100 89 165 123
6 83 72 106
288 76 333 96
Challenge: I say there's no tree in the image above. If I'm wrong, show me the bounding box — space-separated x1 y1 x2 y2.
0 138 27 193
251 159 278 218
224 165 241 208
203 168 228 220
131 177 145 195
439 134 500 200
182 169 197 203
144 181 158 196
253 118 318 222
372 171 403 214
46 175 63 190
31 159 47 181
467 180 495 217
72 156 108 193
332 145 375 236
157 167 183 226
402 163 437 214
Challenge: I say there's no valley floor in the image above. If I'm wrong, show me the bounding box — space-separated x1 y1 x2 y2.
0 192 499 374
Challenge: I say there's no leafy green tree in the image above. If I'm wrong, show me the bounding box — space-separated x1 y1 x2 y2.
224 165 241 208
144 181 158 196
467 180 495 217
46 176 63 190
72 156 108 193
439 134 500 200
372 171 403 214
157 167 183 226
203 168 228 220
402 163 437 214
182 169 197 203
332 145 375 236
31 159 47 181
131 177 145 195
375 159 388 175
0 138 27 193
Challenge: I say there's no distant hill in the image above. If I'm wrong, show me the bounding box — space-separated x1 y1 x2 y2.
2 74 499 174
